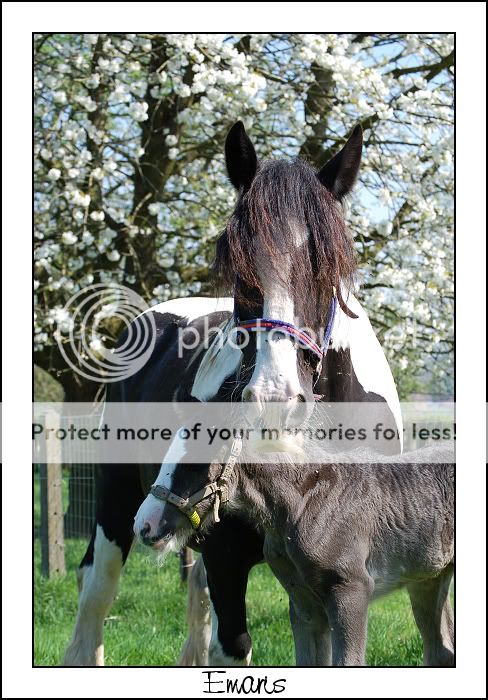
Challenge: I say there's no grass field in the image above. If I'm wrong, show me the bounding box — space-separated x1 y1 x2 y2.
34 538 431 667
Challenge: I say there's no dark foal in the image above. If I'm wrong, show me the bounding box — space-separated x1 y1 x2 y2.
140 445 454 667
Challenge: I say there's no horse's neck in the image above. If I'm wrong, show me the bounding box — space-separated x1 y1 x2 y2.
232 462 303 530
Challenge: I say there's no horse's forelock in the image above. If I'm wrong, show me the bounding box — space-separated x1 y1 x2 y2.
213 158 357 322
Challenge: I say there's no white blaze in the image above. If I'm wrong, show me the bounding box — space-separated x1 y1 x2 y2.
244 255 301 400
133 428 187 539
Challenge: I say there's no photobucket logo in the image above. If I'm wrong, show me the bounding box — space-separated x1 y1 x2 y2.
176 317 321 358
54 283 157 383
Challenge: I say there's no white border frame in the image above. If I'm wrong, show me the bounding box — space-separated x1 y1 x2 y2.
3 3 486 697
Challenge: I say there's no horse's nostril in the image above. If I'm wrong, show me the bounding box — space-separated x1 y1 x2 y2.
140 522 151 539
242 387 255 402
288 394 305 403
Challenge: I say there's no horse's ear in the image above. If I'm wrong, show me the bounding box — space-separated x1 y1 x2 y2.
225 121 258 190
317 125 363 201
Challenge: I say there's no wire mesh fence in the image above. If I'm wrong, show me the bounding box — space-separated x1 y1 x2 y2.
34 413 99 541
34 412 194 579
34 467 96 539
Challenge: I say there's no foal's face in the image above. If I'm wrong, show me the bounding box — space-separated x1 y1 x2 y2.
134 455 223 553
218 121 362 429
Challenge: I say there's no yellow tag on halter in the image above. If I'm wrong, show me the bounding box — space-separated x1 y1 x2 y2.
189 510 201 529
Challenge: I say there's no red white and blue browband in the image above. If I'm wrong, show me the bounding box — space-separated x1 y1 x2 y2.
237 296 337 360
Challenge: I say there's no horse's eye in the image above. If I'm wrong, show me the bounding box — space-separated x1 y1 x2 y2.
236 330 246 347
302 349 319 372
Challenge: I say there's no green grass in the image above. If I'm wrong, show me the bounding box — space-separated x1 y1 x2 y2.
34 538 434 667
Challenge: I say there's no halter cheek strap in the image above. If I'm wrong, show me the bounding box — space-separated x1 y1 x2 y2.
150 436 243 530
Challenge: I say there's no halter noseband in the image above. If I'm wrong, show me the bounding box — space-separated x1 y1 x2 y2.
237 295 337 361
149 437 243 530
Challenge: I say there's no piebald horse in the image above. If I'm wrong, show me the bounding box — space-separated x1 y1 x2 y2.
63 122 403 666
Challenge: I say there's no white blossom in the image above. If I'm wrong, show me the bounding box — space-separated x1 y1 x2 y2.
174 83 191 98
91 167 104 181
159 255 174 269
68 190 91 207
129 101 149 121
89 336 104 352
62 231 77 245
47 168 61 181
82 232 94 245
53 91 67 104
34 33 454 397
148 202 161 216
86 73 100 89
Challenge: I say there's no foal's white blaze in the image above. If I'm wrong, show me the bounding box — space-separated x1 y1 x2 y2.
63 526 122 666
133 428 187 540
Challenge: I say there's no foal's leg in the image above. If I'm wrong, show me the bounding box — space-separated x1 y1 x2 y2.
289 599 332 666
62 465 143 666
264 536 332 666
407 565 454 667
325 577 373 666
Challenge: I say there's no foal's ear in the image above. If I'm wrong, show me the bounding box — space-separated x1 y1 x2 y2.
225 121 258 190
317 125 363 201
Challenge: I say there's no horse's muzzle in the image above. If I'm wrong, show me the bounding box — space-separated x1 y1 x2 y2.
138 520 176 549
241 389 311 429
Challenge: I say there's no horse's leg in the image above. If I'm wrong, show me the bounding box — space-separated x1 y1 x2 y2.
177 555 212 666
407 565 454 667
289 599 332 666
203 517 263 666
206 567 253 667
264 536 331 667
325 577 372 666
62 465 143 666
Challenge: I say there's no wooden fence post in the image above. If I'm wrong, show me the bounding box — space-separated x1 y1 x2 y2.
40 411 66 577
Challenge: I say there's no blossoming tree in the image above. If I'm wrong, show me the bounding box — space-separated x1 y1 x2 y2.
34 33 454 401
